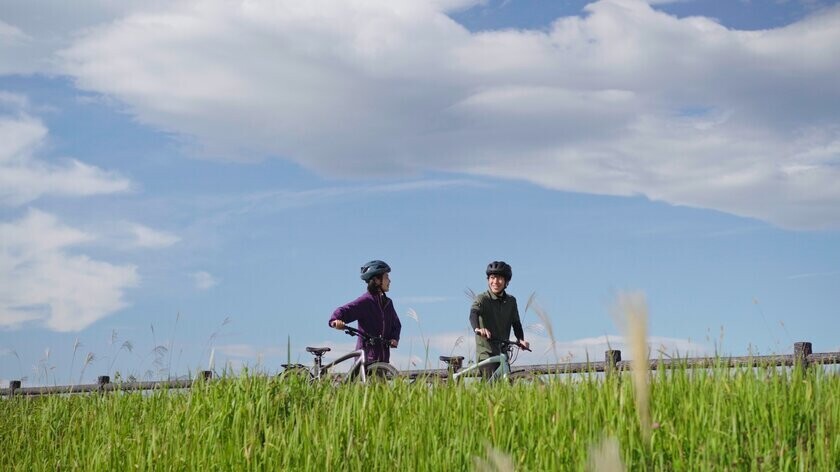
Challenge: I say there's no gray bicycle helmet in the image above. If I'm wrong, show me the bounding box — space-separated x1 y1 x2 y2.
485 261 512 281
360 260 391 282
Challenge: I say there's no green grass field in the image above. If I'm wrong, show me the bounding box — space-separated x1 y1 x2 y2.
2 365 839 471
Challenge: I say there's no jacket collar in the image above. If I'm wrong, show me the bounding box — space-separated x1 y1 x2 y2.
487 290 507 301
363 290 391 306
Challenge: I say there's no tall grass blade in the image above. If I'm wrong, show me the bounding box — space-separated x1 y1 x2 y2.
614 291 651 444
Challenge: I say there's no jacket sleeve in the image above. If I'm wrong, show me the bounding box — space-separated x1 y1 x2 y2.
511 300 525 341
469 298 483 330
329 296 364 327
389 307 401 341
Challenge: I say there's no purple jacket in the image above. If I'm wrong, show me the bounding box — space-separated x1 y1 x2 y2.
329 291 401 363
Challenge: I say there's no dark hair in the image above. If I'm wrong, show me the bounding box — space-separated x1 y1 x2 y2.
367 275 384 294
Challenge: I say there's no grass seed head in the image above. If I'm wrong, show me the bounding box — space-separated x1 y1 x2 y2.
587 436 624 472
474 445 515 472
613 291 651 444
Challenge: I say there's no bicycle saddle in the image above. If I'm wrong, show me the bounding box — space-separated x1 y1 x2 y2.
306 347 331 355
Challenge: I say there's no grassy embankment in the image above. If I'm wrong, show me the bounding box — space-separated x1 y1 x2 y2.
2 363 839 471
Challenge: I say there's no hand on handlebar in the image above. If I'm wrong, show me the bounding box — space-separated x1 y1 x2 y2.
339 325 393 348
518 339 531 351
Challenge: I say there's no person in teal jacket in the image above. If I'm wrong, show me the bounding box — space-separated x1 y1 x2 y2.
470 261 530 377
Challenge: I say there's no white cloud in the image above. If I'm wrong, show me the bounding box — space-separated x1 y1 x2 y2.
0 109 131 206
0 92 31 113
127 223 180 249
426 330 473 353
0 20 26 39
175 179 483 234
216 344 258 358
0 209 139 332
0 19 36 75
223 179 482 215
39 0 840 229
0 1 179 75
82 221 180 250
191 271 218 290
216 344 290 366
785 270 840 280
546 334 712 360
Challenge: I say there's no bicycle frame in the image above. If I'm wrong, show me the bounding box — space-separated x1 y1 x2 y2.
311 348 369 383
452 351 512 383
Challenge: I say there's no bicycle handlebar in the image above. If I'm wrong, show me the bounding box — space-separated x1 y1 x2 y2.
343 326 392 347
489 338 532 352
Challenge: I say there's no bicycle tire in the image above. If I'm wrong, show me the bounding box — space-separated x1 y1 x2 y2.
508 370 544 385
306 370 345 386
412 372 447 386
279 365 312 382
365 362 399 382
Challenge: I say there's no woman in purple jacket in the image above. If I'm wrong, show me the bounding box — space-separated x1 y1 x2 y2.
329 260 401 364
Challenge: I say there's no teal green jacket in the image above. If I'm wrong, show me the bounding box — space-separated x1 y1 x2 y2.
469 290 524 360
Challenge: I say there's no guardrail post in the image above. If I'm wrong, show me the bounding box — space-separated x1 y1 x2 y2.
605 350 621 375
794 342 812 369
98 375 110 392
9 380 21 396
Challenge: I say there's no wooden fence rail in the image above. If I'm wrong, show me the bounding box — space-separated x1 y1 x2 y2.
3 342 838 397
402 342 840 379
1 371 213 397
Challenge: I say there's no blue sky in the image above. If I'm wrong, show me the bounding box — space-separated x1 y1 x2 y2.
2 0 839 386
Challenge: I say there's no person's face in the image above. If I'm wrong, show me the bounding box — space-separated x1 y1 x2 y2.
379 272 391 292
488 274 506 295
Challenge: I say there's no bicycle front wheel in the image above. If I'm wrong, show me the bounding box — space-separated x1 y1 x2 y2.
411 371 451 387
365 362 399 383
279 364 312 382
508 370 544 385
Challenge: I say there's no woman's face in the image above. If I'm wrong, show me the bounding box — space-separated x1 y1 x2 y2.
379 272 391 292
